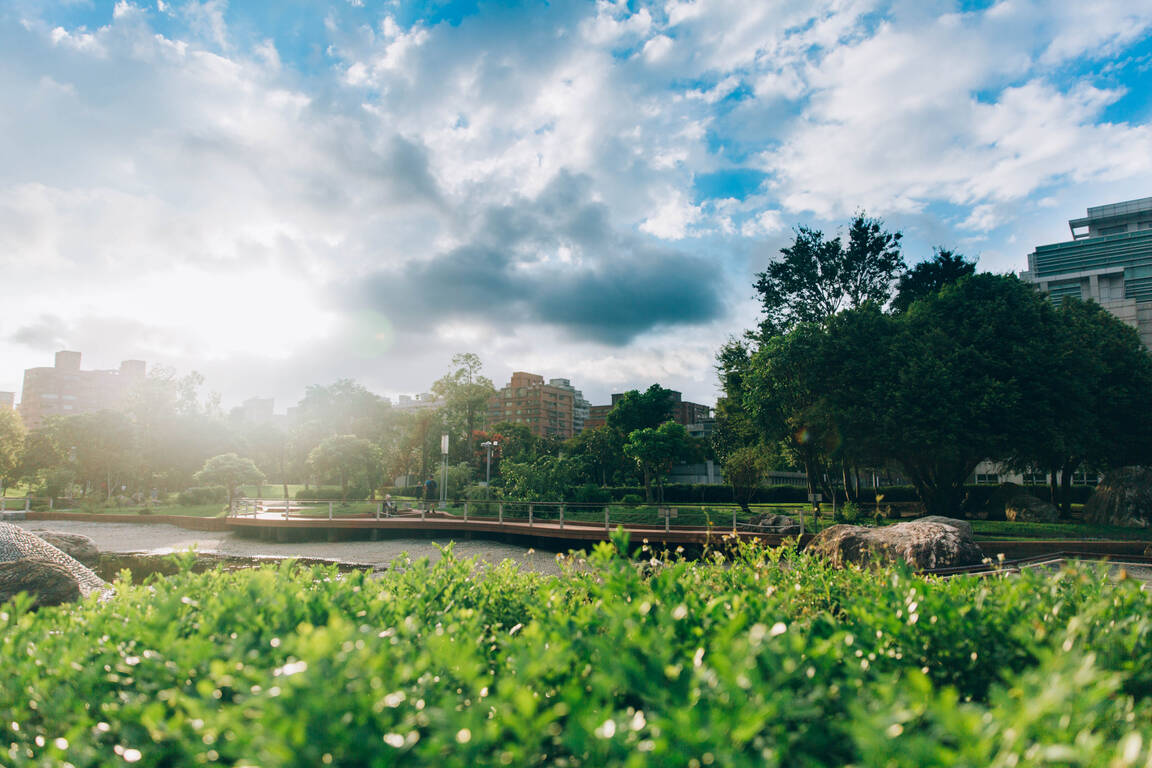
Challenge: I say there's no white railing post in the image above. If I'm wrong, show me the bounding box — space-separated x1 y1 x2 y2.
559 504 564 529
49 497 54 511
328 501 333 520
733 507 737 532
529 504 534 527
464 501 469 522
604 506 609 532
665 509 670 533
1 497 6 512
498 503 504 525
25 497 31 512
377 502 382 519
421 504 426 521
284 499 291 519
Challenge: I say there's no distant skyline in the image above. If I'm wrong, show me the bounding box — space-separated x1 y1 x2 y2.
1 0 1150 409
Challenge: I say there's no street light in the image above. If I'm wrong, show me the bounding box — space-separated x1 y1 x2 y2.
481 440 499 499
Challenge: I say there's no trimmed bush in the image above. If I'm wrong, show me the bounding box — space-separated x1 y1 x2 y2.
176 485 227 506
295 486 369 501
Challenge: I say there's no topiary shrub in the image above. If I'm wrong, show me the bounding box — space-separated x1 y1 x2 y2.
177 486 227 506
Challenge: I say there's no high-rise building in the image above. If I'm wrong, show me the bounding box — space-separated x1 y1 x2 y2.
395 393 443 412
547 378 590 434
1022 196 1152 349
488 372 575 439
18 351 147 429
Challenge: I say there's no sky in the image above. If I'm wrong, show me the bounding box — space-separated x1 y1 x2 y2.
1 0 1151 411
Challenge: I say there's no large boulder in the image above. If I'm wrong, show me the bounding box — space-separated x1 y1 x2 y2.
752 513 801 535
965 483 1061 523
0 523 107 606
1084 467 1152 528
806 516 983 570
1004 494 1059 523
29 530 100 566
0 560 81 608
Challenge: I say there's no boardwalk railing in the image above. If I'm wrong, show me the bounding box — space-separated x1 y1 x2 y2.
229 497 815 534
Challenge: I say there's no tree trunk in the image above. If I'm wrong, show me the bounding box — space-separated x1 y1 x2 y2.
1059 459 1079 520
643 467 652 503
1049 466 1059 505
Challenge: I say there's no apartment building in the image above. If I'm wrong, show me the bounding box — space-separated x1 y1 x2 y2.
547 378 590 433
487 372 576 440
18 351 146 429
1021 196 1152 350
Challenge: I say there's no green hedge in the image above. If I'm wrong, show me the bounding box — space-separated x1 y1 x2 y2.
295 487 370 501
176 485 227 506
1 537 1150 766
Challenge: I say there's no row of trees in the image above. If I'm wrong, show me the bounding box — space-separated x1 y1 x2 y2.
0 349 712 504
718 212 1152 518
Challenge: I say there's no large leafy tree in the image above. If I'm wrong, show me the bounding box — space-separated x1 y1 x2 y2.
566 425 626 486
824 275 1054 517
431 353 496 466
754 212 903 339
0 408 26 494
623 421 699 503
891 248 977 314
194 453 265 509
606 384 676 436
307 435 379 501
1018 298 1152 516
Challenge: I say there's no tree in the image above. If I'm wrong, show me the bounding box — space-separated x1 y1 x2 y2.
56 411 139 500
606 384 676 436
296 379 390 440
566 425 626 486
623 421 698 503
307 435 378 501
723 445 768 513
0 409 26 494
816 276 1054 517
891 248 977 313
431 353 496 466
194 453 265 510
1018 298 1152 516
754 212 903 338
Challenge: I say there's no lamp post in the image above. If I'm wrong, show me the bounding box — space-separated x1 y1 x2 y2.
481 440 499 499
440 433 449 510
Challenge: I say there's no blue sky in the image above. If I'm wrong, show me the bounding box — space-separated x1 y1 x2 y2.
1 0 1151 409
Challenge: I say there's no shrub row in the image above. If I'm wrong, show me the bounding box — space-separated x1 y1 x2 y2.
175 485 227 506
1 538 1149 767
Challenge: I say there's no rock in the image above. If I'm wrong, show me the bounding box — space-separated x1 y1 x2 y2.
752 513 801 535
0 560 81 608
1084 467 1152 528
0 522 108 605
806 516 983 570
29 530 100 566
1004 495 1059 523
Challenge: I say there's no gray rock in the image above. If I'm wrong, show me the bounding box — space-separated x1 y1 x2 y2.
752 513 802 535
0 523 107 602
1085 467 1152 528
1004 495 1059 523
0 560 81 608
29 530 100 566
806 516 983 570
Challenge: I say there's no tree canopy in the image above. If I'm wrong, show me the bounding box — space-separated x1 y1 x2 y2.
891 248 977 314
754 212 903 338
194 453 265 508
607 384 676 436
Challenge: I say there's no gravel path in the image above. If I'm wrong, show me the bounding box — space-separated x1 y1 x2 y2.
12 521 565 575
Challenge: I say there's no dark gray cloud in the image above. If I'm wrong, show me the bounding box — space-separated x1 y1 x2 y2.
350 172 727 345
9 315 68 350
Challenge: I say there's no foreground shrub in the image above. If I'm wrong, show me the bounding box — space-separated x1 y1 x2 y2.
1 536 1150 767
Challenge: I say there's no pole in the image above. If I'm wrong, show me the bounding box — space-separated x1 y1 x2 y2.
328 501 333 520
440 433 449 511
499 503 504 525
604 506 609 533
559 504 564 529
